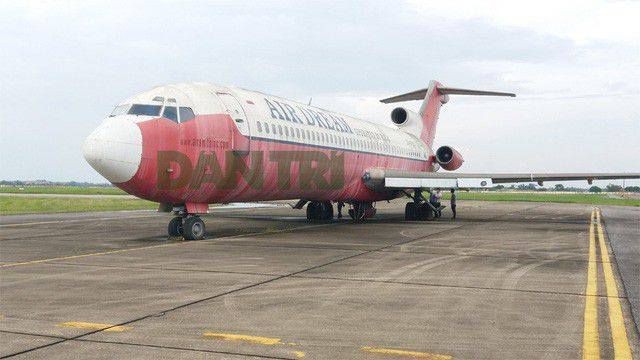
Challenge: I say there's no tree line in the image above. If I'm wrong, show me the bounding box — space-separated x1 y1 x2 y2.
490 183 639 193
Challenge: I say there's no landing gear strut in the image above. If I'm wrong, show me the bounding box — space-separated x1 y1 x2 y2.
306 201 334 221
348 201 376 222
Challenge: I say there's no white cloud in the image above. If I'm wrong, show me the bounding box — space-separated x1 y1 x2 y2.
0 0 637 184
408 0 640 45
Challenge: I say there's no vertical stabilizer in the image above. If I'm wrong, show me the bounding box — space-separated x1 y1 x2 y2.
380 81 515 148
417 80 445 148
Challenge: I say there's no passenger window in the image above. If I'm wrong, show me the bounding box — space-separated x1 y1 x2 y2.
257 121 263 132
179 107 196 122
285 127 290 137
272 124 277 134
265 123 270 134
278 125 283 135
295 128 300 138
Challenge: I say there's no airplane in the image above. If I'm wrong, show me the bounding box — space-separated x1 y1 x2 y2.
83 80 640 240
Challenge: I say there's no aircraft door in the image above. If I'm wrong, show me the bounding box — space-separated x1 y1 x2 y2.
217 93 250 155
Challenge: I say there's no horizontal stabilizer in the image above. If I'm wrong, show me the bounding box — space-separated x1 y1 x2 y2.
380 85 515 103
438 87 516 97
380 88 429 103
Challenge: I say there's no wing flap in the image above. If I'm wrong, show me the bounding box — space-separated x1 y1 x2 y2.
363 169 640 190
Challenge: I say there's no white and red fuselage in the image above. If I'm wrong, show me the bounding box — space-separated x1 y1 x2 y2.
84 83 441 212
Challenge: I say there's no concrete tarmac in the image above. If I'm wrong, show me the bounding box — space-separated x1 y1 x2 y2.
601 206 640 333
1 201 638 359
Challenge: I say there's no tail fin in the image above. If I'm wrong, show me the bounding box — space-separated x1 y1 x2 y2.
380 81 515 148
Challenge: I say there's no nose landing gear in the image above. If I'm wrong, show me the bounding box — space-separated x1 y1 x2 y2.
167 209 206 240
183 216 205 240
168 216 184 237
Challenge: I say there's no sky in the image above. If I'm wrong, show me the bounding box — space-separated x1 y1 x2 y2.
0 0 638 187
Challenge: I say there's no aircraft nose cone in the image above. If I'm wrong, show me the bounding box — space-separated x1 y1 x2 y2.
83 118 142 183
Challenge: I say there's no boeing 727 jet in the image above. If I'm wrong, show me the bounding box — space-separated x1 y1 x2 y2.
83 80 639 239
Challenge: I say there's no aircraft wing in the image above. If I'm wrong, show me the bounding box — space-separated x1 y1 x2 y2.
362 169 640 190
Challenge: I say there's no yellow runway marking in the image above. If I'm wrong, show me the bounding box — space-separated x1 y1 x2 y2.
0 243 178 268
291 350 305 358
0 214 156 228
582 209 600 359
203 332 283 345
595 209 632 360
58 321 131 332
361 346 452 359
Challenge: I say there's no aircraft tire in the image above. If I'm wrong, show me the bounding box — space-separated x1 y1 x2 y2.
183 216 205 240
405 203 417 220
419 203 434 220
168 216 183 237
306 202 319 220
321 201 334 220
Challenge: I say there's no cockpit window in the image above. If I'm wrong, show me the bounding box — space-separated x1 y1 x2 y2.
179 107 196 122
128 104 162 116
162 106 178 123
109 104 131 117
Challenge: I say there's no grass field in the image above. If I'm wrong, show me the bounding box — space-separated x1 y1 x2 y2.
0 196 157 215
442 192 640 207
0 189 637 215
0 186 126 195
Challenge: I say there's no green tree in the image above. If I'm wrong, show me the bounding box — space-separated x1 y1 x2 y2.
554 184 565 191
589 186 602 193
517 183 537 190
605 184 623 192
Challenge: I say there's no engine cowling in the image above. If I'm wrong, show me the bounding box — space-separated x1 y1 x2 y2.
390 107 420 127
435 146 464 171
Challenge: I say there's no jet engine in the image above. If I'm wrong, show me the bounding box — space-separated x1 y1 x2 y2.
390 107 421 127
435 146 464 171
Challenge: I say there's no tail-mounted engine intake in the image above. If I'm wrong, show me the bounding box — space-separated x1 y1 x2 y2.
390 107 421 127
435 146 464 171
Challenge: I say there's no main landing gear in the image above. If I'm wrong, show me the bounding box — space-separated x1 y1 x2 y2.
305 200 377 222
168 216 205 240
404 189 435 221
306 201 334 221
